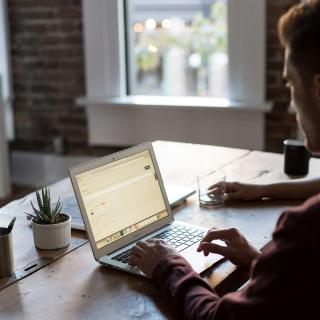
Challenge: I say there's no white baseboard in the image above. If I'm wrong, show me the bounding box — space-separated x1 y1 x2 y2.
11 151 95 187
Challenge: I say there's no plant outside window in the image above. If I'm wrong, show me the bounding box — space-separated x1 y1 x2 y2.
129 0 228 98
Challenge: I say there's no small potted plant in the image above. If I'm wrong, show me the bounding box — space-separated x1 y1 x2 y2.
26 187 71 250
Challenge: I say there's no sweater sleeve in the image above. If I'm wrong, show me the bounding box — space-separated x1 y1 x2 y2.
152 254 222 320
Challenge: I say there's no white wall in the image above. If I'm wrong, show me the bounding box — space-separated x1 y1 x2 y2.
87 103 266 150
0 93 11 198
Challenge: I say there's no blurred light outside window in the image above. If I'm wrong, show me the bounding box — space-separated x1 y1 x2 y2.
127 0 228 98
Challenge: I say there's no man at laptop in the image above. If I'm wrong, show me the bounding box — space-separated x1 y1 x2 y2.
131 1 320 319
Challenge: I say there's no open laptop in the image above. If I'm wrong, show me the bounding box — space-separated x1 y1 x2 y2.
60 184 196 231
69 142 223 277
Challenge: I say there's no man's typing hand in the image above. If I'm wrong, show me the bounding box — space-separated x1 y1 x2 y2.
130 239 180 277
197 228 260 268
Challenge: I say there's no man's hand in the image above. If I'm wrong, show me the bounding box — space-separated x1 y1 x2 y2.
224 182 265 201
130 239 180 277
197 228 260 268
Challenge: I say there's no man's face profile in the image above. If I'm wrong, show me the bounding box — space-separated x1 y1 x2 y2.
283 48 320 153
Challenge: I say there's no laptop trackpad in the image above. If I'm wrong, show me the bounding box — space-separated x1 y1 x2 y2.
180 243 224 274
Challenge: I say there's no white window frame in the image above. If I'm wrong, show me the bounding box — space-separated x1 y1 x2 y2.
0 0 14 140
0 0 12 197
81 0 270 150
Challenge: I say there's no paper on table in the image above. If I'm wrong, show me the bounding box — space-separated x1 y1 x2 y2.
54 196 85 231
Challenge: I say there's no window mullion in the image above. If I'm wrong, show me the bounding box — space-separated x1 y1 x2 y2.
0 0 14 140
228 0 266 104
82 0 127 98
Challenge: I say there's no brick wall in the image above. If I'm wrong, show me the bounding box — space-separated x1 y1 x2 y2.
8 0 89 155
8 0 301 155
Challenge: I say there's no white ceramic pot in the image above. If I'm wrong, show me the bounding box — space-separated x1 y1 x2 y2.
32 214 71 250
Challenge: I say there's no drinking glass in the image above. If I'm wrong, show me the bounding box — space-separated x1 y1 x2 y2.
197 169 226 208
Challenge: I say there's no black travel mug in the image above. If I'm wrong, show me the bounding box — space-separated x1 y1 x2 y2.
283 139 310 176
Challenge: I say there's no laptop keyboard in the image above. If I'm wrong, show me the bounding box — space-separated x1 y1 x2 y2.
111 224 206 265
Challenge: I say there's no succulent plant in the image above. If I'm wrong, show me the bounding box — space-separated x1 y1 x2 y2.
26 187 66 224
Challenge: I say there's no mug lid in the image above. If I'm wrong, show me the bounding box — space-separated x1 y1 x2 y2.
283 139 305 148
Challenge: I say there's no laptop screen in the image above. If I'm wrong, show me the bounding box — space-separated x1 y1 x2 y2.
75 150 169 249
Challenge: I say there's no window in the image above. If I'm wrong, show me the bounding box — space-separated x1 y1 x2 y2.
81 1 268 150
126 0 228 98
83 0 266 104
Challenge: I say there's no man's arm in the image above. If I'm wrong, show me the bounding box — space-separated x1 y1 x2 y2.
152 254 222 319
131 195 320 320
131 196 320 319
130 230 260 319
225 177 320 201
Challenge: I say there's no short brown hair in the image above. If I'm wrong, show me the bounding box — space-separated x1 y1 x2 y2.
278 0 320 82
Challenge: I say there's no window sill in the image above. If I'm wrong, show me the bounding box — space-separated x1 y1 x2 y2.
79 95 271 150
77 95 272 113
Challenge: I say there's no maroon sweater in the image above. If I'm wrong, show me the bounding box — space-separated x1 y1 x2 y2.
153 194 320 320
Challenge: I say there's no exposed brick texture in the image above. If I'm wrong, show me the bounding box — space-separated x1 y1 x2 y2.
7 0 301 155
7 0 90 155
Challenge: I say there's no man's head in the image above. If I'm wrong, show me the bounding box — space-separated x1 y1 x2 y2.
278 0 320 152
